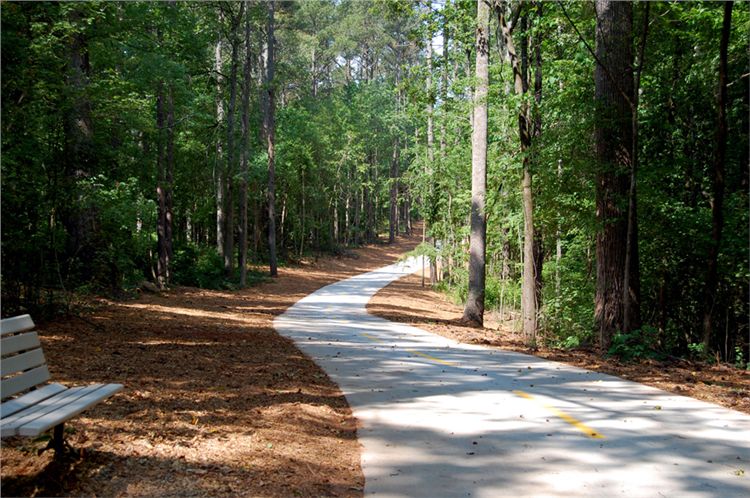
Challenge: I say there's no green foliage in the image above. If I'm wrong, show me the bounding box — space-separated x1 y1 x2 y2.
608 326 660 362
734 346 746 370
1 0 748 368
559 335 581 350
172 245 226 290
405 242 437 263
687 343 714 364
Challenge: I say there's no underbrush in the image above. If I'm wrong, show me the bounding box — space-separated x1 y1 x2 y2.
172 244 271 290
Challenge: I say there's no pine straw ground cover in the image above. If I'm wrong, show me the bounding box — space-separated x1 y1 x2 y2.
368 272 750 415
1 234 419 498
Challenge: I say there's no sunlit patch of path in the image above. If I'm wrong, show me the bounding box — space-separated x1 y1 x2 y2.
275 257 750 497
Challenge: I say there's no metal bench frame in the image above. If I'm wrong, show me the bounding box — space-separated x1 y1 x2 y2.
1 314 123 458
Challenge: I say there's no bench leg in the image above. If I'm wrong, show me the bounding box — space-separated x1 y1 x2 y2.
38 423 76 460
52 423 65 458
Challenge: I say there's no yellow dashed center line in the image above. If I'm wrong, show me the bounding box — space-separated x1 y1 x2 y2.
405 349 457 366
360 334 456 366
513 390 604 439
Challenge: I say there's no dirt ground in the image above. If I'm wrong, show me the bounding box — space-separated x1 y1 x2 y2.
4 235 748 497
367 272 750 415
0 234 419 498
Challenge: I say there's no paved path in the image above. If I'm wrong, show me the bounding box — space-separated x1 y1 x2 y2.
274 258 750 497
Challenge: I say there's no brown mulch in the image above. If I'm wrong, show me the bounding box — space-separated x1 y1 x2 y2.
0 234 419 498
367 272 750 415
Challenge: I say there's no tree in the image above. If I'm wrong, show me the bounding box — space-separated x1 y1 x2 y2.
61 4 96 273
2 0 748 367
593 0 634 351
496 1 537 343
239 1 252 287
264 0 278 277
223 2 245 276
155 83 174 289
215 9 226 260
462 0 489 327
702 1 733 350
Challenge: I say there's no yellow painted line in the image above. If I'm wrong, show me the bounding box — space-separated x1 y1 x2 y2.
406 349 457 367
513 390 605 439
360 334 456 366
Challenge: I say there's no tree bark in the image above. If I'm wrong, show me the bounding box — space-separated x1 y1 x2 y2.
389 137 399 243
389 40 403 244
532 2 544 309
156 85 167 289
462 0 489 327
62 7 95 265
497 1 536 342
264 0 278 277
440 4 449 157
239 1 251 287
623 1 649 335
702 1 733 350
224 3 244 277
215 25 226 259
594 0 634 351
425 16 437 281
165 88 175 283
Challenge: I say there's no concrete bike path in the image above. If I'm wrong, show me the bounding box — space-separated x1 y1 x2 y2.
274 258 750 497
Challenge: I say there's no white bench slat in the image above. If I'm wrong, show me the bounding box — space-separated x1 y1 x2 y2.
0 315 123 443
18 383 123 437
0 383 67 418
1 348 46 377
1 386 91 437
1 365 51 401
0 314 35 336
1 331 42 357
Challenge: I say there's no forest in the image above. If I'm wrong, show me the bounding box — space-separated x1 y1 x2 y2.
2 0 748 366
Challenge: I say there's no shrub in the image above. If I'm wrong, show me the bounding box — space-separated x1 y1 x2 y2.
172 244 225 289
608 325 660 362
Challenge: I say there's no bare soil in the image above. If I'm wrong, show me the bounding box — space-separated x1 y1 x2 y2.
0 234 419 498
367 272 750 415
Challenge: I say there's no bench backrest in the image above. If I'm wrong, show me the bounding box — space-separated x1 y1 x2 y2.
1 315 50 401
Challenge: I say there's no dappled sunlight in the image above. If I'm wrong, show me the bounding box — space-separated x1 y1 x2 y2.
115 302 266 325
276 256 750 496
0 236 429 497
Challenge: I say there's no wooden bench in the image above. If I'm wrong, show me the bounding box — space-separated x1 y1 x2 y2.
1 314 123 457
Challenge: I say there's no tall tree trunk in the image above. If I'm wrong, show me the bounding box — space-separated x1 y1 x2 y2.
404 190 411 235
440 4 449 157
702 1 733 350
239 1 251 287
215 28 226 258
156 82 175 290
498 2 536 342
623 1 649 335
264 0 278 276
389 48 402 244
389 137 399 243
555 159 562 300
367 154 376 242
156 84 168 289
519 12 537 343
224 3 244 277
426 20 435 278
594 0 634 351
253 198 260 261
165 88 175 284
62 7 95 265
532 2 544 309
462 0 489 327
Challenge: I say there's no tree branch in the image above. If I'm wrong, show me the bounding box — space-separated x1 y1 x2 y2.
556 0 634 111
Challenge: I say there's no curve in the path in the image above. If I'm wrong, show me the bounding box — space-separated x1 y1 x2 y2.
274 258 750 497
